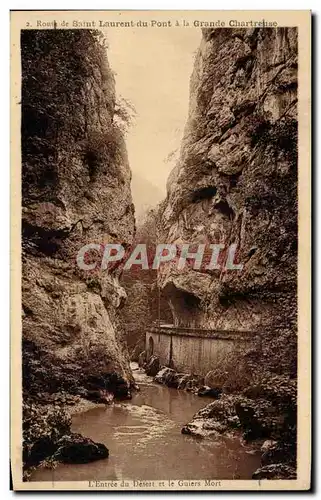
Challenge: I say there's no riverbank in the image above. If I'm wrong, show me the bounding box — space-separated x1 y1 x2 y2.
139 355 297 480
30 364 261 481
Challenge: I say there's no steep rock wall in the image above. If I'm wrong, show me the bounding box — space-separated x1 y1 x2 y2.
159 28 297 331
21 30 135 394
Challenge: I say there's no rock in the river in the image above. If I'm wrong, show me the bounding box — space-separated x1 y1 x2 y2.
25 436 58 467
182 419 227 438
154 367 177 385
252 464 296 480
145 355 161 376
182 395 241 437
261 439 278 453
197 386 222 398
178 374 200 391
204 369 234 392
55 433 109 464
154 367 200 390
86 390 114 404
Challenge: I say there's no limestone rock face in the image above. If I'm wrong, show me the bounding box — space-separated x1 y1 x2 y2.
21 30 135 392
159 28 298 331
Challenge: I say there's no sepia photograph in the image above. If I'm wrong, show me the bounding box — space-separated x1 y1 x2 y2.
10 10 311 491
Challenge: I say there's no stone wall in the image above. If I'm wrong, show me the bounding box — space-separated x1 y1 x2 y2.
145 328 249 377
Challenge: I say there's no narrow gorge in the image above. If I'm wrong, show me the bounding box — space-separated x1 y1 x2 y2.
21 27 298 483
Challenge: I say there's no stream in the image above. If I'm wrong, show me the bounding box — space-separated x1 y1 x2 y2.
32 363 260 481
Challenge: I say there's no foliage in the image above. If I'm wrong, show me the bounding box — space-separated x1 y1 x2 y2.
22 339 80 396
246 116 298 214
23 400 71 472
201 319 297 465
21 29 116 202
114 96 137 133
23 402 71 449
90 29 109 48
83 127 124 180
214 327 298 464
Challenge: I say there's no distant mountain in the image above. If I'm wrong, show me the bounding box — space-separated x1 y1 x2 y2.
131 173 164 224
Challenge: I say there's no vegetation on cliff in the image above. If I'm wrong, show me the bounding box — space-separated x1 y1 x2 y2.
121 206 172 358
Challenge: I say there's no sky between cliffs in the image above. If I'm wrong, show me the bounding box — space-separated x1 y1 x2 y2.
107 28 201 217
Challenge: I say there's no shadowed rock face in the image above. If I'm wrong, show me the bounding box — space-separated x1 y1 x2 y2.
159 28 298 331
21 30 135 393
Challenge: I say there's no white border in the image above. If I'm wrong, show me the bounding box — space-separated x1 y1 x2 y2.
3 2 318 498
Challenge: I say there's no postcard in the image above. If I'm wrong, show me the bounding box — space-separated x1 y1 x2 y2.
10 10 311 491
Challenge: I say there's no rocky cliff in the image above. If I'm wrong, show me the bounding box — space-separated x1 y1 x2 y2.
21 30 135 399
159 28 297 332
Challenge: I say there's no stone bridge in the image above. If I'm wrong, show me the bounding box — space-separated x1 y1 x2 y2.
145 324 257 377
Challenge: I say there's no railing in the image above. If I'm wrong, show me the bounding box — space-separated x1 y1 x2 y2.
147 324 257 340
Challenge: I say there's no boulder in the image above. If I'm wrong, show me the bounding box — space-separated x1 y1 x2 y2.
203 420 227 433
181 419 226 438
184 377 201 392
154 367 177 386
55 433 109 464
261 439 278 453
235 401 271 440
252 464 296 480
154 367 201 391
197 386 222 398
145 356 161 376
85 372 130 396
176 374 193 389
25 436 57 466
86 389 114 404
261 442 296 467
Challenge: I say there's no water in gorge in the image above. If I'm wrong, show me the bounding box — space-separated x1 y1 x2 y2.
31 363 260 482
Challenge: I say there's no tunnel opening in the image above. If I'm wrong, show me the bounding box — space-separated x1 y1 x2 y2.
163 283 203 328
182 291 201 310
